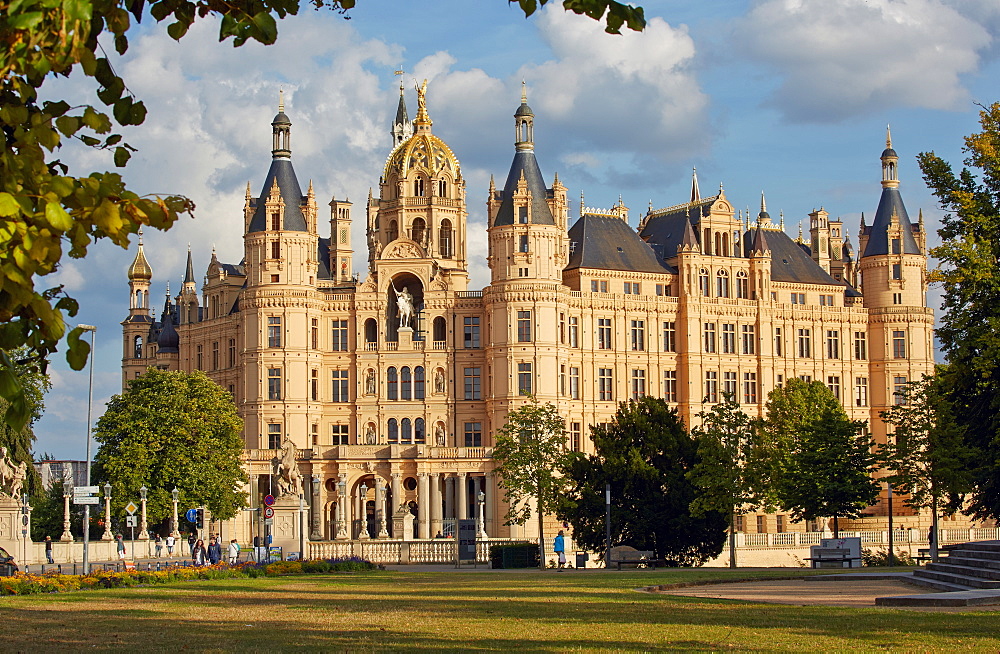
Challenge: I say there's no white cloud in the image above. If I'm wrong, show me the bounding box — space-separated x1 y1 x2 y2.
735 0 992 122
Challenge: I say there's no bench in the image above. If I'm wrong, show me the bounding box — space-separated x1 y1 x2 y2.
805 547 857 568
914 548 948 564
609 550 662 570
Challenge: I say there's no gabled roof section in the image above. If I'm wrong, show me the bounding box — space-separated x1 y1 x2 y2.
744 227 839 285
861 187 921 257
317 237 332 280
640 196 718 255
247 158 308 233
493 151 555 226
566 213 674 274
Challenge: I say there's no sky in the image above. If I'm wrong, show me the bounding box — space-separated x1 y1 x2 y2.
32 0 1000 459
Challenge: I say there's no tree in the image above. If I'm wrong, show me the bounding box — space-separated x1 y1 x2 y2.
92 369 248 529
0 346 51 496
917 102 1000 522
0 0 644 430
688 394 768 568
559 397 727 566
492 395 571 568
880 373 977 560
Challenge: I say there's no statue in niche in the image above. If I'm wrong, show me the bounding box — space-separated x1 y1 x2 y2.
434 368 446 394
364 368 376 395
365 423 377 445
391 281 415 329
435 423 446 447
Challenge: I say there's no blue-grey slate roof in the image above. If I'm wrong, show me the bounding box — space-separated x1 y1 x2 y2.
566 213 674 274
493 151 555 226
861 187 921 257
743 227 839 285
639 197 715 256
247 158 308 233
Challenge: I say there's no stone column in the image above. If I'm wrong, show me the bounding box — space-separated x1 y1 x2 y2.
376 480 389 538
336 477 348 540
310 474 323 540
357 485 369 540
481 476 491 538
456 472 468 521
61 490 73 542
102 488 113 541
417 473 429 539
390 473 402 513
139 494 149 540
430 473 442 537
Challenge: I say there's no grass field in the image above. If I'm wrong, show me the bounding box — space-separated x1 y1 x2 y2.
2 568 998 651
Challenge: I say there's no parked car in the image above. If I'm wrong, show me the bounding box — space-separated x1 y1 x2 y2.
0 546 18 576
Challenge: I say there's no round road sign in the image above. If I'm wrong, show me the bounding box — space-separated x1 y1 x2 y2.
263 506 275 519
263 494 276 507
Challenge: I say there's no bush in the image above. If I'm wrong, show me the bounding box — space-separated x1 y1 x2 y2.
862 548 916 567
489 543 538 569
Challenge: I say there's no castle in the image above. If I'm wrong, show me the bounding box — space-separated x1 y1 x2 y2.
122 83 934 542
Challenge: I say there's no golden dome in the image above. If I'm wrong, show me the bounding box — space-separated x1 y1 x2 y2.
128 235 153 281
382 81 461 181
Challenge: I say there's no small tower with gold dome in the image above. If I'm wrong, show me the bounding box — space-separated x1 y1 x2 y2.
121 231 154 384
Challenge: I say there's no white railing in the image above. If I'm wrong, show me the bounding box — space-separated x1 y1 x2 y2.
733 527 1000 549
306 538 519 565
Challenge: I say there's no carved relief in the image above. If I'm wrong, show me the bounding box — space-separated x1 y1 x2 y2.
384 240 424 260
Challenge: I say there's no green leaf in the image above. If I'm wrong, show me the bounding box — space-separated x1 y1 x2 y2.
167 20 190 40
44 201 74 232
0 193 22 217
66 327 92 371
8 11 44 30
114 146 131 167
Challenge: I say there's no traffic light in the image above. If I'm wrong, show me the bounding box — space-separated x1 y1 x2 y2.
196 508 204 530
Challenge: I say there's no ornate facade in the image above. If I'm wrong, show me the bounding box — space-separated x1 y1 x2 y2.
122 86 934 542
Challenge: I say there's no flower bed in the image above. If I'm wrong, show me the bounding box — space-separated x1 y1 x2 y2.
0 557 380 596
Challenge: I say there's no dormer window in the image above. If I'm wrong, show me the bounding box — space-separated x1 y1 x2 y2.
270 212 280 231
519 206 528 224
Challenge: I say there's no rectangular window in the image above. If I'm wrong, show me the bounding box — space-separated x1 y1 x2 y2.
827 375 841 401
517 311 532 342
855 377 868 407
894 376 908 405
777 515 786 534
630 320 645 351
826 330 840 359
757 515 767 533
893 330 907 358
735 515 744 532
519 234 529 253
569 367 580 400
736 274 749 299
568 317 579 348
775 328 783 356
463 316 481 349
893 292 902 305
854 331 867 360
331 424 350 445
267 424 282 449
892 264 902 280
597 318 612 350
464 422 483 447
559 313 565 344
311 318 319 349
518 267 528 277
600 280 608 293
741 325 756 355
723 371 737 400
819 294 835 307
722 324 736 354
571 423 581 451
743 372 758 404
631 369 646 400
311 369 319 401
331 320 348 351
663 371 677 402
228 338 236 368
797 329 811 358
624 282 640 294
211 341 219 370
517 362 532 395
591 280 598 292
195 344 203 370
800 374 812 382
655 283 664 296
270 212 280 231
464 367 481 400
662 321 676 352
560 364 566 397
703 322 717 353
598 368 613 401
705 371 718 403
268 368 282 400
791 293 805 304
892 238 901 255
267 316 282 348
331 370 349 402
271 240 280 259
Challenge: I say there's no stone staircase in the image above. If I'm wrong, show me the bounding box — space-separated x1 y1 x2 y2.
910 540 1000 591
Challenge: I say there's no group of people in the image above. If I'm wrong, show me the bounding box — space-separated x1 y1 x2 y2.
97 532 241 566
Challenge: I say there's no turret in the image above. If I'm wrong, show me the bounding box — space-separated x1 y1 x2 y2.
127 231 152 316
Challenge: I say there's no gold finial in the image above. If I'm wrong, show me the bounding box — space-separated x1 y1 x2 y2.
414 79 431 126
395 67 405 92
521 80 527 104
886 124 892 149
779 210 784 230
760 191 767 214
580 191 585 217
138 228 143 246
278 88 284 113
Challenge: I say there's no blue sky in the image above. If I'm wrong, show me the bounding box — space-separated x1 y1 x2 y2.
33 0 1000 459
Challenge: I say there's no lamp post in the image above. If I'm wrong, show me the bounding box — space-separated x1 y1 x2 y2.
61 486 73 542
336 480 347 540
78 323 96 573
476 490 486 539
358 483 369 540
377 483 390 539
139 486 148 540
310 476 322 541
102 482 113 541
887 481 895 567
171 487 180 542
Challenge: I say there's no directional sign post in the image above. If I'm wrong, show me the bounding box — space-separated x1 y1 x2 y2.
73 485 100 506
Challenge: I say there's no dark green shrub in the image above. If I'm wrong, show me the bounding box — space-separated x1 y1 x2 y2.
489 543 537 569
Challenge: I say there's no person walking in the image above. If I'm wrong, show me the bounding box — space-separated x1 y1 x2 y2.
554 530 566 569
187 532 196 557
192 539 207 566
116 534 127 561
44 536 53 564
154 534 163 558
207 537 222 565
228 539 240 565
165 534 175 557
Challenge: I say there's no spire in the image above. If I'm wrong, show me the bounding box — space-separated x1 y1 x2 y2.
521 79 527 104
758 191 771 226
580 191 585 217
690 167 700 203
881 124 899 189
183 245 195 286
271 90 291 159
278 88 285 113
779 210 785 231
245 182 252 201
860 212 866 228
680 215 698 251
918 208 924 229
515 81 534 152
127 229 153 281
391 77 413 146
886 124 892 150
751 225 770 255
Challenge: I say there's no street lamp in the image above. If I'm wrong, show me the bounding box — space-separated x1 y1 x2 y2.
359 483 369 540
476 490 486 539
171 487 180 543
102 482 113 541
78 323 96 573
310 476 322 540
139 486 148 545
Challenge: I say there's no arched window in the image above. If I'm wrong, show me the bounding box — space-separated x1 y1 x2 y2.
439 219 453 258
722 233 730 257
714 232 722 256
387 220 398 242
432 316 446 342
736 271 749 299
414 366 425 399
401 366 412 400
401 418 412 444
438 180 447 198
388 418 398 444
133 336 143 359
413 178 424 197
698 269 711 297
387 367 398 400
411 217 426 244
717 270 730 298
364 318 377 344
415 418 425 444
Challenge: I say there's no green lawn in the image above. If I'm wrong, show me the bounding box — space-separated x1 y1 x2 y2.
2 568 996 651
